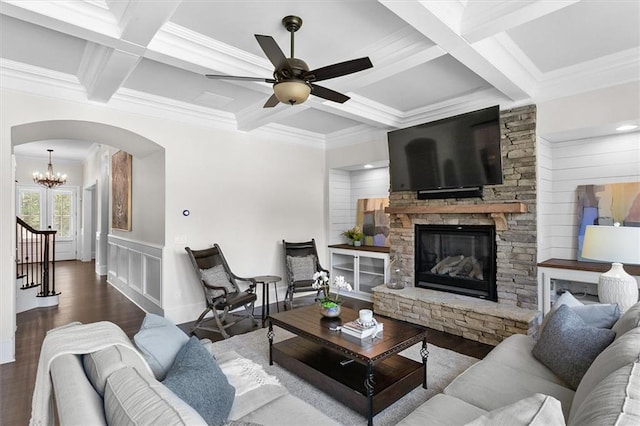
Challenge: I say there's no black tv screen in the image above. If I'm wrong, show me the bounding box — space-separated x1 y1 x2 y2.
387 106 502 192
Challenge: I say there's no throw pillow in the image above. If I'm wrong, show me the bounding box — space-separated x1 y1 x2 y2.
465 393 566 426
133 313 189 380
532 304 615 390
571 303 621 329
201 264 235 299
612 301 640 338
163 336 235 426
540 291 584 331
286 255 317 282
541 291 621 331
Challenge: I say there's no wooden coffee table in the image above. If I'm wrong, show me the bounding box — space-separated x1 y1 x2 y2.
268 305 428 426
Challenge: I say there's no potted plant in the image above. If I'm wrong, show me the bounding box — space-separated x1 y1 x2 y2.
312 272 352 317
342 226 364 246
351 226 364 246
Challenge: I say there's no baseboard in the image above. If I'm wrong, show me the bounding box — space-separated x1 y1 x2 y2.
0 338 15 364
106 277 162 316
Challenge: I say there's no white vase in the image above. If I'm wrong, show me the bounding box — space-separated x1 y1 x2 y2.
354 240 361 247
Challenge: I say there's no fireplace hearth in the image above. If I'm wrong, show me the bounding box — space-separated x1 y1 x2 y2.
415 224 497 301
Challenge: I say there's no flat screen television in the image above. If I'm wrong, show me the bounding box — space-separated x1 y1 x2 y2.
387 105 502 193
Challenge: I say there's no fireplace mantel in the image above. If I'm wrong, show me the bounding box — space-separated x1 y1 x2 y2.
385 202 527 231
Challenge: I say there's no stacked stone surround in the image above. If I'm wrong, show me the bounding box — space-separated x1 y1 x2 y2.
374 287 538 346
374 104 539 345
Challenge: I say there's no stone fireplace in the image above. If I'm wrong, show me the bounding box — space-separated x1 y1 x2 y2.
373 105 540 345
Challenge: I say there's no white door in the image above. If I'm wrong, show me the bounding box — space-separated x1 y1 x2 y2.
17 185 78 261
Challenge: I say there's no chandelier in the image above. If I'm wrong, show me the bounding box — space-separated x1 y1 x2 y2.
33 149 67 189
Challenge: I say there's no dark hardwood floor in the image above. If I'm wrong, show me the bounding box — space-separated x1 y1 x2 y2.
1 260 492 425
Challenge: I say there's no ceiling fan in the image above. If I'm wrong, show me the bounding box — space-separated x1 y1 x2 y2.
205 15 373 108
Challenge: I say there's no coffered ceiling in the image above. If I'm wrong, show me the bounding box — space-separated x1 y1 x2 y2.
2 0 639 158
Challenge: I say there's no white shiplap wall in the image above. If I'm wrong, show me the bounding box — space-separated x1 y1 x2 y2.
544 132 640 260
328 167 390 245
537 137 554 262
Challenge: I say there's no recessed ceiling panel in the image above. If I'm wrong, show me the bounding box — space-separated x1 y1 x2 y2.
273 108 364 134
170 1 412 71
14 139 97 162
0 15 86 75
124 59 268 112
356 55 491 111
507 1 640 73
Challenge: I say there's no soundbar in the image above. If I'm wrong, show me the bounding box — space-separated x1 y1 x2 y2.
416 186 483 200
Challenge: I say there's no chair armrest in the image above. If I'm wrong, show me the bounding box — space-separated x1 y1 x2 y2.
230 275 257 293
201 281 230 297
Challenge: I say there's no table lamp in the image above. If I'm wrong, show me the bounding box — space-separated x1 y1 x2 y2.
581 224 640 312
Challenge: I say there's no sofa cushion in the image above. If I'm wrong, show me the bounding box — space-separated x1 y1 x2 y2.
532 304 615 390
216 350 288 421
163 336 235 426
568 358 640 426
104 366 206 425
570 327 640 422
444 360 575 420
397 394 487 426
83 345 153 396
483 334 567 386
286 255 316 282
465 393 566 426
201 264 235 299
612 301 640 338
237 393 341 426
51 354 107 426
133 313 189 380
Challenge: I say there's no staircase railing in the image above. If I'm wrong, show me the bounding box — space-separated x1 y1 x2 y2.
16 217 59 297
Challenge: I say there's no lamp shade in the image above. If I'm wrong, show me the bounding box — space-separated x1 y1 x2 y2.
273 80 311 105
581 225 640 265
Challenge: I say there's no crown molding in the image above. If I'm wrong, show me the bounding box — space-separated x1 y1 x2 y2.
252 123 326 148
0 59 87 102
148 22 271 78
534 47 640 101
0 59 332 147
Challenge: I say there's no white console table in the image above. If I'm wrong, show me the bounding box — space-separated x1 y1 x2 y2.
538 258 640 315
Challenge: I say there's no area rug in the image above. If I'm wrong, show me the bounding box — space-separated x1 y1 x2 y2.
211 327 478 425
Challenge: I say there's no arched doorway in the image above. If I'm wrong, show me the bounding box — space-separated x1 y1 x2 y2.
9 119 165 355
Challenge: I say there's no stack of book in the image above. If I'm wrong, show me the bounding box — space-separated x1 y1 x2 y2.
341 319 383 339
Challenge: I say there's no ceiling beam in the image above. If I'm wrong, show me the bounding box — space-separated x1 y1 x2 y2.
379 0 532 101
461 0 580 43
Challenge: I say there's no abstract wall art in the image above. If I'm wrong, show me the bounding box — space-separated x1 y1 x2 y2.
576 182 640 260
111 150 132 231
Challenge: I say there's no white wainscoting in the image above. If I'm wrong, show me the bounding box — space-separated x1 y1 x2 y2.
107 235 163 314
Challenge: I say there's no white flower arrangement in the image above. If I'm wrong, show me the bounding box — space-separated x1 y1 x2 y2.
312 272 352 307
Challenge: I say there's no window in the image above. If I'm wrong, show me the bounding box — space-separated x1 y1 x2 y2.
19 189 42 229
51 191 73 238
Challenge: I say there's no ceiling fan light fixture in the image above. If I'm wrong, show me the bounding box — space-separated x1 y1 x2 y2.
273 80 311 105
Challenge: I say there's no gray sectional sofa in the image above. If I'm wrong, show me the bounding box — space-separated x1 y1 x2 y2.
399 299 640 425
42 300 640 425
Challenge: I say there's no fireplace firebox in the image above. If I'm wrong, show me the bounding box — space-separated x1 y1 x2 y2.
415 224 497 301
